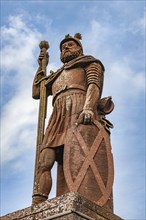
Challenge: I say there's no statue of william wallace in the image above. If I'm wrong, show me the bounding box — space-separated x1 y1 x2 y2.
32 33 115 212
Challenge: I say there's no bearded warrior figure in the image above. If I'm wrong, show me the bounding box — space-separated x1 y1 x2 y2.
32 33 114 212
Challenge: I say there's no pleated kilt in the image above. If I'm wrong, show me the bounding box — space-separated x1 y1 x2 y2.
41 89 86 151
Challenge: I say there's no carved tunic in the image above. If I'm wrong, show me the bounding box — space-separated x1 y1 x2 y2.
40 56 104 152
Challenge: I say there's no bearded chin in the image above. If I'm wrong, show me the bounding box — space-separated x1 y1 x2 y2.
60 49 83 63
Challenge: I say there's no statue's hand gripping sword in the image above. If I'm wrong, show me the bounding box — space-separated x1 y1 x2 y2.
33 41 49 198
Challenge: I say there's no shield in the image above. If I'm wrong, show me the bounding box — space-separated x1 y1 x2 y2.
63 120 114 207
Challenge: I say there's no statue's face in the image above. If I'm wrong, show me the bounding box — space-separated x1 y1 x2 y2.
60 40 83 63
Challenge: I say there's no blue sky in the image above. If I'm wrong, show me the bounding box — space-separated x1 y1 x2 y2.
0 1 145 219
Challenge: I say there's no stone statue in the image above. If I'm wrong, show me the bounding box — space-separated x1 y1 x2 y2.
32 33 114 212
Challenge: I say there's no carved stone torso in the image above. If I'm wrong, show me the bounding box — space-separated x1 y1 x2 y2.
52 67 87 101
41 67 88 150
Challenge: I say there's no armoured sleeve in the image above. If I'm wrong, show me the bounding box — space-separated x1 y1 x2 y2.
84 62 104 92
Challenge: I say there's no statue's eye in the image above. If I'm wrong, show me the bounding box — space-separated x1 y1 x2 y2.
68 43 73 47
62 45 66 50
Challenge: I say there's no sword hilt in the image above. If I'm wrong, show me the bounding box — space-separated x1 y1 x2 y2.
39 41 49 75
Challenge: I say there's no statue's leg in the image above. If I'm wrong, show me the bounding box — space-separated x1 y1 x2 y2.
32 148 55 205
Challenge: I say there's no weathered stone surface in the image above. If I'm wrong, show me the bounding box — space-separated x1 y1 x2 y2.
1 193 122 220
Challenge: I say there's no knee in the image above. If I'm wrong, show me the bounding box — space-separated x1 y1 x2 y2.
39 148 55 172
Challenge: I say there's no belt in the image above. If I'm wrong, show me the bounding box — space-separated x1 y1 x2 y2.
52 85 86 105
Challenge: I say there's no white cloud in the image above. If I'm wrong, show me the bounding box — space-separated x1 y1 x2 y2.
1 15 42 166
1 15 56 169
1 92 38 163
83 20 112 56
105 60 145 97
118 16 145 35
1 15 41 73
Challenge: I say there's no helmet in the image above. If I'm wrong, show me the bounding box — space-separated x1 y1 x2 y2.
60 33 83 52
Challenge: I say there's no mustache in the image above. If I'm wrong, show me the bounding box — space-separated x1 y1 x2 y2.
62 49 71 55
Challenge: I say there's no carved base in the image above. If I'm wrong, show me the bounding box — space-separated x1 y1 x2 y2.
1 193 122 220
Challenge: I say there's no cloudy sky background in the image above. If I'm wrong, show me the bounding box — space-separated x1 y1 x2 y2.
1 1 145 219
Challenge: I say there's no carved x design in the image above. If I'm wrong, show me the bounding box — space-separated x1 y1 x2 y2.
71 128 106 194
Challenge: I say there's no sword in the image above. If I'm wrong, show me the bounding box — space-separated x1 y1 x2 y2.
32 40 49 198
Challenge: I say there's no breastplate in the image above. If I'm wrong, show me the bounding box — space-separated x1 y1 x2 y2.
52 67 87 96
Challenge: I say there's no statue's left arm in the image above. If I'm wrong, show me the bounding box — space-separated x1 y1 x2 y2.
77 62 104 125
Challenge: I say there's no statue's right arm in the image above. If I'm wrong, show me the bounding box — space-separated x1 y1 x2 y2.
32 67 52 99
32 49 49 99
32 67 42 99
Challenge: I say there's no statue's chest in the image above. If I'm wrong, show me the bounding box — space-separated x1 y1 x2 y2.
52 68 86 95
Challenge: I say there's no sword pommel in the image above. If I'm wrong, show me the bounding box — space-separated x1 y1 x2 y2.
39 40 49 50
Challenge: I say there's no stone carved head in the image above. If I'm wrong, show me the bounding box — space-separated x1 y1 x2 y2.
60 33 83 63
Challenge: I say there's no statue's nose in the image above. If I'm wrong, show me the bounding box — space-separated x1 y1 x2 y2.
65 45 69 49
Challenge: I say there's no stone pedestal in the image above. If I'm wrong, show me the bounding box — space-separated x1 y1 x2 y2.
0 192 122 220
